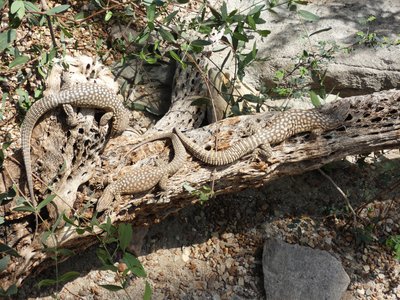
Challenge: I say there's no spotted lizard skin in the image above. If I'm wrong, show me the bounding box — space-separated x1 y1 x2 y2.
96 132 186 212
21 83 130 205
174 104 350 165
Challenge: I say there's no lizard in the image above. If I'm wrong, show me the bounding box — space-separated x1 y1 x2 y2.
173 103 350 165
21 83 130 206
96 132 186 212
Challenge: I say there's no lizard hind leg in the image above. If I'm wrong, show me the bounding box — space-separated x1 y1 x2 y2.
99 112 114 126
63 104 79 127
251 143 273 162
156 174 171 203
97 184 117 212
99 112 114 135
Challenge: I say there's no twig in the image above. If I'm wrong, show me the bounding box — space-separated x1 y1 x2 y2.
318 168 357 222
40 0 58 48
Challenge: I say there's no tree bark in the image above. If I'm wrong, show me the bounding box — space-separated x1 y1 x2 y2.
1 89 399 290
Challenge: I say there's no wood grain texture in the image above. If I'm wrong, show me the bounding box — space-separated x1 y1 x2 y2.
1 89 399 289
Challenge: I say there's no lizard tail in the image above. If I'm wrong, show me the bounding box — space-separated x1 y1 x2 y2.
21 94 60 206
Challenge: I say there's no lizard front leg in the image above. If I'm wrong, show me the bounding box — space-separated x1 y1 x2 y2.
156 175 171 203
97 183 121 212
250 142 273 162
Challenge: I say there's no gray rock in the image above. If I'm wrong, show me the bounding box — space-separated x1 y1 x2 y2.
210 0 400 96
263 238 350 300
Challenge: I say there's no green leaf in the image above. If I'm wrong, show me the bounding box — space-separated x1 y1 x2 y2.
233 31 248 42
257 29 271 37
96 248 113 266
63 214 78 227
176 0 189 3
59 271 80 283
0 255 10 272
13 204 35 213
57 248 75 257
191 39 212 47
199 192 209 202
242 94 260 103
105 10 112 21
99 284 124 291
0 284 17 296
45 4 70 16
0 29 17 52
297 10 320 22
37 279 58 288
247 15 256 30
143 281 152 300
309 90 321 107
147 4 155 22
168 50 183 64
209 6 221 20
0 186 16 206
182 183 196 193
99 264 119 272
158 28 175 42
118 223 133 252
74 11 85 20
122 252 146 277
10 1 25 19
164 10 178 25
9 55 30 69
0 243 20 257
137 30 150 44
37 194 56 211
24 1 40 12
220 1 228 21
248 4 265 16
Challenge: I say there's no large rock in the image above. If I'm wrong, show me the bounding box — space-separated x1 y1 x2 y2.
263 238 350 300
211 0 400 96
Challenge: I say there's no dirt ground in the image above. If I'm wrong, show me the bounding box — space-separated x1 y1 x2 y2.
1 1 399 299
18 151 400 299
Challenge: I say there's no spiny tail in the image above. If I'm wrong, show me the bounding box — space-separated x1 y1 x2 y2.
21 94 60 205
164 133 187 175
173 128 259 165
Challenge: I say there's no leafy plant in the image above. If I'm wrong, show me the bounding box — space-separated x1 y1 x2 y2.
352 225 374 248
270 40 339 102
386 235 400 261
96 219 151 299
0 243 21 297
183 183 213 203
356 15 399 47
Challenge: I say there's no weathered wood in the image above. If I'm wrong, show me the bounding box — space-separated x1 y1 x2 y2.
1 89 399 290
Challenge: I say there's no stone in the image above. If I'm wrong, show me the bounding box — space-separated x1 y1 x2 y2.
262 238 350 300
209 0 400 98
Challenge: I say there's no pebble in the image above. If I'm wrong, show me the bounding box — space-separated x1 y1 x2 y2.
357 288 365 295
238 277 244 286
182 248 190 262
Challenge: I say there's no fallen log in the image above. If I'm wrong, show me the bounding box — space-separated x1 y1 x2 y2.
1 89 399 290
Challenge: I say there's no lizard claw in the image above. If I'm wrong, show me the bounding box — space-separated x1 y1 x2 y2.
156 191 171 203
